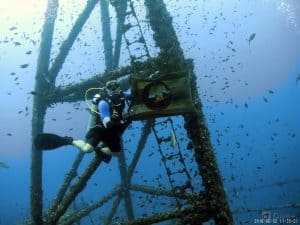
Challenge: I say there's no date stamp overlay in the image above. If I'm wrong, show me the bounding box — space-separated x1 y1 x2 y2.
254 211 299 224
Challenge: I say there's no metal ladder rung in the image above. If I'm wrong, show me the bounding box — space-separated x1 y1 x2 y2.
173 181 193 192
154 119 170 126
121 0 151 62
157 135 178 144
170 168 187 176
165 167 171 176
128 1 138 17
125 11 137 20
161 154 178 163
164 165 186 177
127 37 146 45
130 54 148 61
165 153 180 161
156 137 167 144
123 23 139 33
125 10 132 16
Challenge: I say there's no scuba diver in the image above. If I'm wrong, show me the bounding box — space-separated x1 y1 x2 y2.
72 79 131 162
34 80 131 163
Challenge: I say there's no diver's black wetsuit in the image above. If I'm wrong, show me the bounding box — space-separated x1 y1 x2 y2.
86 121 128 153
85 87 130 153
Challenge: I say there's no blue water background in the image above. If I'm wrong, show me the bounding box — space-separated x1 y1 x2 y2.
0 0 299 224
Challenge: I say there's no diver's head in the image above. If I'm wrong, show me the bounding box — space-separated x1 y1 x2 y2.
106 80 120 92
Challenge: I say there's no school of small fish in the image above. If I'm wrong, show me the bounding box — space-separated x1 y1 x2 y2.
0 0 298 224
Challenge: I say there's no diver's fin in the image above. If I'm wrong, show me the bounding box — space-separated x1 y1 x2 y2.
34 133 73 150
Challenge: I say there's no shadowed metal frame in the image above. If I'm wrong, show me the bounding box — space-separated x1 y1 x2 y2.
30 0 233 224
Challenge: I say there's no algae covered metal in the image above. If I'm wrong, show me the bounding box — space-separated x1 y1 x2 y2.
30 0 233 224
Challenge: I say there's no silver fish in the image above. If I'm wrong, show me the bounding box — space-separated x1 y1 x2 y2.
296 73 300 84
0 162 9 169
248 33 256 45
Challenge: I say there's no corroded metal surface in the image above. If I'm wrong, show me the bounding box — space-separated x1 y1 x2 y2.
117 200 211 225
31 0 58 224
30 0 233 224
44 155 102 225
144 0 233 224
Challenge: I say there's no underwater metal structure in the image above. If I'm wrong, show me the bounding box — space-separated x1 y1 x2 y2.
30 0 233 224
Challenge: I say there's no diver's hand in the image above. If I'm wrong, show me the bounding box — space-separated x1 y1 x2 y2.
123 118 131 127
106 119 130 133
120 119 131 132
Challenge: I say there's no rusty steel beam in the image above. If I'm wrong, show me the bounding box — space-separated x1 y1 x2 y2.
99 0 114 70
46 58 159 104
59 186 121 225
117 201 210 225
127 120 153 180
118 151 135 220
44 155 102 225
45 152 85 222
144 0 233 224
103 120 153 224
129 184 198 201
184 61 233 224
30 0 58 224
47 0 99 83
104 195 123 225
111 0 127 68
102 0 136 221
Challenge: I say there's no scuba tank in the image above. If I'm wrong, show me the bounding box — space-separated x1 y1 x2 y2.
85 80 126 126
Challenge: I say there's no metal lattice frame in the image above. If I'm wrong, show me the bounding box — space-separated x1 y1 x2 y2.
30 0 233 224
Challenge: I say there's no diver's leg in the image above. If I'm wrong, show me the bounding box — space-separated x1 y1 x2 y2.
72 140 95 153
103 130 122 156
72 126 102 153
72 112 99 153
72 138 112 163
94 145 112 163
85 125 112 163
